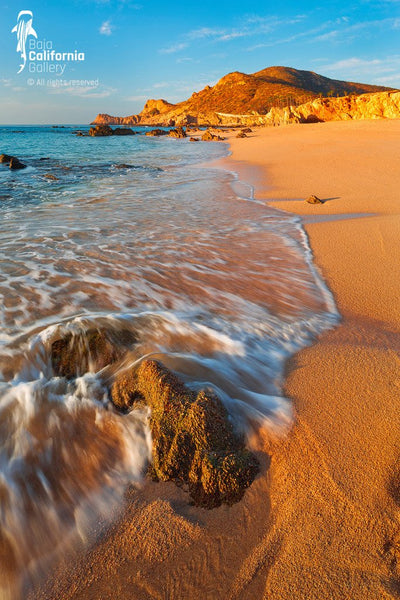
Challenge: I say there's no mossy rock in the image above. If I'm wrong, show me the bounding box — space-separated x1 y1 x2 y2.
111 359 259 507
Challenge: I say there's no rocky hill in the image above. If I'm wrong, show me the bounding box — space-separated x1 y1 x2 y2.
92 66 396 127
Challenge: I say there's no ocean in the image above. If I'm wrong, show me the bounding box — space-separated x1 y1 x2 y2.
0 125 338 595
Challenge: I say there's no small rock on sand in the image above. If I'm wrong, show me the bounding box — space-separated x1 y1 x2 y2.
306 194 324 204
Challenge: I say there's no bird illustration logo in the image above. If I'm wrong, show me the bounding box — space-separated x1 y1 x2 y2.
11 10 37 74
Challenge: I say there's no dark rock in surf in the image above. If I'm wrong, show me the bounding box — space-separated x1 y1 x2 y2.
145 129 168 137
189 137 199 142
114 163 134 169
89 125 114 137
113 128 135 136
111 359 259 508
51 328 137 378
236 132 247 138
43 173 59 180
9 157 26 170
168 127 187 139
306 194 324 204
0 154 26 169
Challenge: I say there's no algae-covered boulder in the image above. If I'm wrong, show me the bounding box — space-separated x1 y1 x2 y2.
111 359 259 507
51 328 136 378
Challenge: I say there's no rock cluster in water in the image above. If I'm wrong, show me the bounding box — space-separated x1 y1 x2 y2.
111 359 259 508
0 154 26 170
88 125 136 137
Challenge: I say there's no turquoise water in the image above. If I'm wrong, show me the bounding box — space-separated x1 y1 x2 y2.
0 125 338 595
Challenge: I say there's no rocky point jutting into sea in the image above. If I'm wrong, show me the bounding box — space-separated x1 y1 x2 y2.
91 66 399 127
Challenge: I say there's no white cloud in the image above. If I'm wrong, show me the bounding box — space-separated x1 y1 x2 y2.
317 55 400 87
99 20 113 35
314 17 399 42
159 42 188 54
160 14 309 55
49 85 116 98
322 57 383 71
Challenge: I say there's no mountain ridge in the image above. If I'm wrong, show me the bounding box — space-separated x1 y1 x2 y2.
92 66 397 127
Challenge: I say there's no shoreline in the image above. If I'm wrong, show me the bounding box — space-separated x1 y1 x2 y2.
222 119 400 598
29 120 400 599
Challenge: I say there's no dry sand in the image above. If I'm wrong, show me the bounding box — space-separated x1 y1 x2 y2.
31 120 400 599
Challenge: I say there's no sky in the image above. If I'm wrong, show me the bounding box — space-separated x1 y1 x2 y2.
0 0 399 123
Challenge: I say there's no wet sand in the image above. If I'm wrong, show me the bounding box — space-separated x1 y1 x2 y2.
31 120 400 599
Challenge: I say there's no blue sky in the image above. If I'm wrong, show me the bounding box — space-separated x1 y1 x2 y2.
0 0 399 123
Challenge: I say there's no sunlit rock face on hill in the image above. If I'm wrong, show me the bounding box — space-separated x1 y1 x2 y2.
92 66 397 127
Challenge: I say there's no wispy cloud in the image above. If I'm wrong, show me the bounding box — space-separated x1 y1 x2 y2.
160 42 188 54
314 17 399 42
49 85 116 98
322 57 383 71
318 55 400 86
99 20 113 35
125 94 149 102
176 57 195 64
246 22 333 51
159 14 307 54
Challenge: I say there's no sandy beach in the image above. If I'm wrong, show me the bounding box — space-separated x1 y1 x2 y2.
30 119 400 600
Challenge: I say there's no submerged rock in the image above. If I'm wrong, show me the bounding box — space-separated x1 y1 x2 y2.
43 173 59 180
306 194 324 204
111 359 259 507
51 328 137 378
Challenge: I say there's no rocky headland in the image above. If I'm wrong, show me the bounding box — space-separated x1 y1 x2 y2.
91 66 398 128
